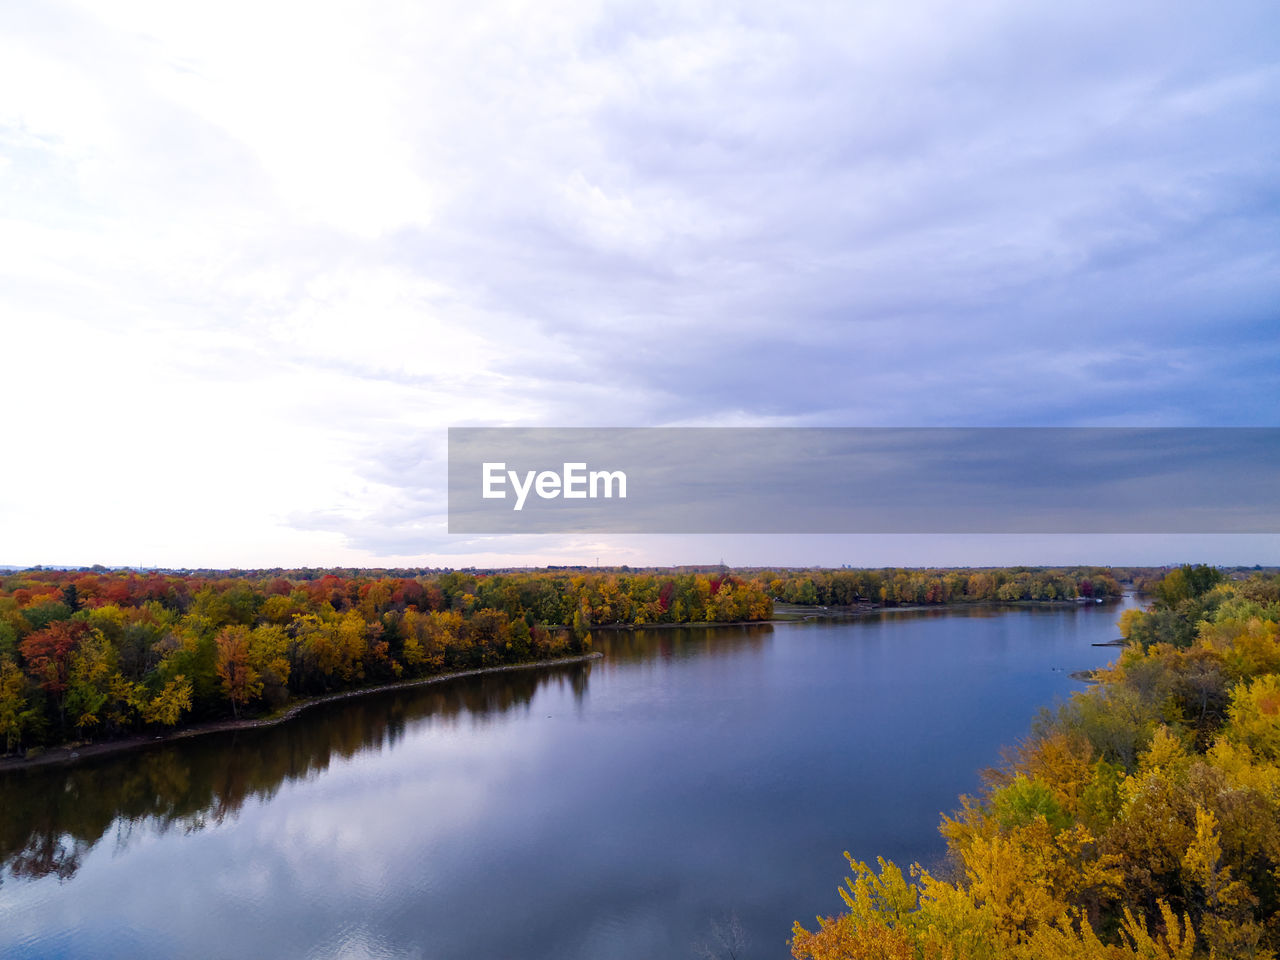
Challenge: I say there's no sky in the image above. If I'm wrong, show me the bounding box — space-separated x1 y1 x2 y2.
1 0 1278 570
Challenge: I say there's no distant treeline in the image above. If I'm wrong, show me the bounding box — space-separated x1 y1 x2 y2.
791 565 1280 959
0 565 1118 752
760 566 1123 605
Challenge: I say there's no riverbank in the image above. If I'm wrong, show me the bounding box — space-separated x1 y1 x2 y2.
0 651 604 773
590 595 1128 629
773 595 1126 619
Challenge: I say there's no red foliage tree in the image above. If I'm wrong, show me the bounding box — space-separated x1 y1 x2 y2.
19 620 90 725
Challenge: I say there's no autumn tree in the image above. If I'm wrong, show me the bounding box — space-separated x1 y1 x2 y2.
215 625 262 719
140 675 193 727
64 631 137 733
0 657 38 751
19 619 90 728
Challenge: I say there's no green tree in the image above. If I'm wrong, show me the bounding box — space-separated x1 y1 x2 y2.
0 657 38 751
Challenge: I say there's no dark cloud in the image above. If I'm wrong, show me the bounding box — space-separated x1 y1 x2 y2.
386 0 1280 433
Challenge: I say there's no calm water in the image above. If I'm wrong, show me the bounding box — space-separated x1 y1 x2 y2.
0 597 1138 960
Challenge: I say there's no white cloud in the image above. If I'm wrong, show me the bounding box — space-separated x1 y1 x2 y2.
0 0 1276 566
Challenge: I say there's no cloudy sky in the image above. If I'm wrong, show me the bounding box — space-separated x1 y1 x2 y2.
2 0 1278 569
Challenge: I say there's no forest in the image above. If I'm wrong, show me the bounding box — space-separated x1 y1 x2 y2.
791 566 1280 959
0 565 1119 753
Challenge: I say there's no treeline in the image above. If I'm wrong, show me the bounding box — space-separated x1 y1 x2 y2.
0 565 1119 753
760 566 1123 606
0 568 774 752
791 565 1280 959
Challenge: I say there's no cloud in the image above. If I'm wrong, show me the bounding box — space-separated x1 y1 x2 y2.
1 0 1276 565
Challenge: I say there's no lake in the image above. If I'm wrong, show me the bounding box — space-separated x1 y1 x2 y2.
0 596 1138 959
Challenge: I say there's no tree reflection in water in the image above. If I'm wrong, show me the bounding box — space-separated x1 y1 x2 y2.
0 660 594 884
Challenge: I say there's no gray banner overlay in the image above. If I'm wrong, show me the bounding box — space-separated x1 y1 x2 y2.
447 428 1280 534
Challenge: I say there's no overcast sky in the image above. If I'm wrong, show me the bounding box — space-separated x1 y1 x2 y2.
2 0 1278 569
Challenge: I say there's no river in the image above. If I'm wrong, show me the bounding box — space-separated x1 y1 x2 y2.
0 595 1139 959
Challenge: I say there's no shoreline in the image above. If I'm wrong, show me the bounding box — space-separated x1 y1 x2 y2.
592 618 776 631
592 595 1128 630
772 595 1126 618
0 651 604 774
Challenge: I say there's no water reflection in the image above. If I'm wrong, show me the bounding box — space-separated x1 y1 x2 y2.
0 660 594 885
790 599 1123 626
596 623 774 662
